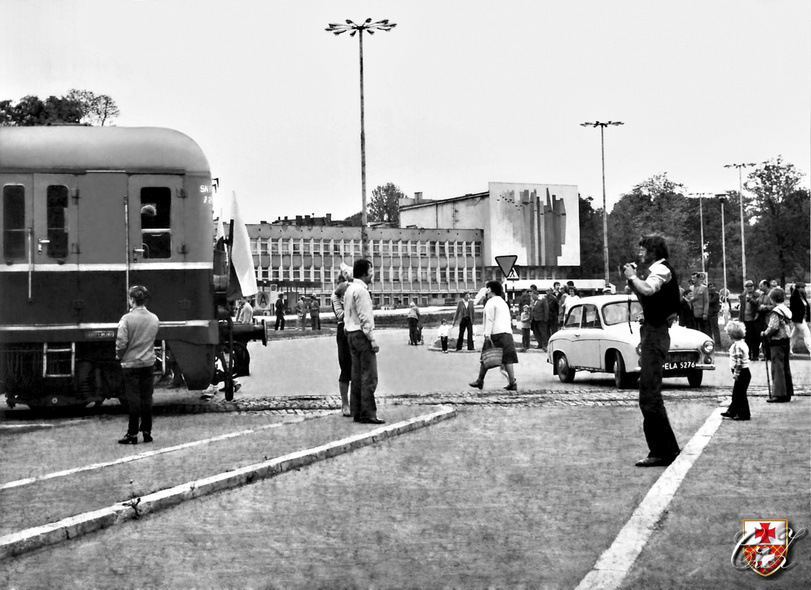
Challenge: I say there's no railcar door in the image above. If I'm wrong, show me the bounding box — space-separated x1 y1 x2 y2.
0 174 33 328
32 174 80 323
126 174 190 321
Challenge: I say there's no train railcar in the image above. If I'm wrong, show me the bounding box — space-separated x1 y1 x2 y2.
0 126 221 408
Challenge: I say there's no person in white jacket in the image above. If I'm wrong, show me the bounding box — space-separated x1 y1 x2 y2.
469 280 519 391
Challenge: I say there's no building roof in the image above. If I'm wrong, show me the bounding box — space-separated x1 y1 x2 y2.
399 191 489 210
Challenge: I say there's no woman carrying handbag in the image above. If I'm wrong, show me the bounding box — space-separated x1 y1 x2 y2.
470 280 519 391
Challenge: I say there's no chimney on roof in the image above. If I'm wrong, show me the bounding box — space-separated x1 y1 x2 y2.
326 213 332 223
415 192 423 203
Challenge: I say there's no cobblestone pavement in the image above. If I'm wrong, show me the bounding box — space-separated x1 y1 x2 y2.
157 386 791 416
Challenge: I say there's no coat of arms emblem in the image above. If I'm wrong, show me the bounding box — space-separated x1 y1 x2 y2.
741 519 788 577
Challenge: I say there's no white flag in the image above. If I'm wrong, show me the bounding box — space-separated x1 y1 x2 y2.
229 192 258 297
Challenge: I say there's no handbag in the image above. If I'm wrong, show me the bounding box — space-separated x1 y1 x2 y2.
480 339 503 369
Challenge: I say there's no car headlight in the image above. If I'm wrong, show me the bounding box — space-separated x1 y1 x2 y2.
701 340 714 354
636 344 642 356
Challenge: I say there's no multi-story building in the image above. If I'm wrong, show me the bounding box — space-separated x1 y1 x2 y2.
247 181 583 312
247 218 483 310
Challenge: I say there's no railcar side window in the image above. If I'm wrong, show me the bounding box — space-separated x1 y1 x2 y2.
3 185 26 259
46 185 69 259
140 187 171 259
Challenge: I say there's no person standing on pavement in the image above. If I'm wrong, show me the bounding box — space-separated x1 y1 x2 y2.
309 296 321 330
116 285 160 445
236 298 253 324
707 283 722 347
530 289 548 350
344 259 384 424
545 289 560 340
331 264 354 417
453 291 475 351
519 304 531 351
690 273 710 336
761 287 793 403
295 296 307 331
623 235 681 467
742 280 760 360
437 319 451 353
274 294 286 331
789 282 811 355
407 301 421 345
721 320 751 421
469 280 519 391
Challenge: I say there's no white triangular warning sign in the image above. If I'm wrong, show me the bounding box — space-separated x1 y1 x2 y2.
506 268 519 281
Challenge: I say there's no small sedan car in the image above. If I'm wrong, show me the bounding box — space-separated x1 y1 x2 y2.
547 294 715 388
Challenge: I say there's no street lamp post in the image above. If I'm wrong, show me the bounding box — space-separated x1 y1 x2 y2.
581 121 624 286
717 193 728 300
724 162 756 287
326 18 396 259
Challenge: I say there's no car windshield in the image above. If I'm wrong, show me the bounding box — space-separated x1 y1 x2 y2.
602 300 643 326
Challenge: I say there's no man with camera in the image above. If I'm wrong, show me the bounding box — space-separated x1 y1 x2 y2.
623 235 682 468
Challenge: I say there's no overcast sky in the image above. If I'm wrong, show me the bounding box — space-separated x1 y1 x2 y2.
2 0 809 222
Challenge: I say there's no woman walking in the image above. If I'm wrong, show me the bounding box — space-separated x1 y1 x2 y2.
761 287 793 403
116 285 160 444
469 280 519 390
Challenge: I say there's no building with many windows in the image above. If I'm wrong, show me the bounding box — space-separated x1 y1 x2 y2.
247 181 583 312
247 220 483 311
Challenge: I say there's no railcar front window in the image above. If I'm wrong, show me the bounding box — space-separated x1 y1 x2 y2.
3 185 25 259
140 187 171 259
46 185 69 259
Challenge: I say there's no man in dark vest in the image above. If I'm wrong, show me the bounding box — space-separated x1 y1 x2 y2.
623 234 681 468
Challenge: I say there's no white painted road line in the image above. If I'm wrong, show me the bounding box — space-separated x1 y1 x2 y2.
575 406 725 590
0 406 457 560
0 414 327 491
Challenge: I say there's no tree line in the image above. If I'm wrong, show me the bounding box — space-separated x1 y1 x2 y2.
0 89 120 127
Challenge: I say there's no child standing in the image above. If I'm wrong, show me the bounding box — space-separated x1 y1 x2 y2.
520 304 531 352
722 320 751 421
437 319 451 353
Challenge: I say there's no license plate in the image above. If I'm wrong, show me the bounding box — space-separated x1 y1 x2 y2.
663 361 695 370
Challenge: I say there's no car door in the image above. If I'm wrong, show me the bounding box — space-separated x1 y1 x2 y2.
576 303 603 369
560 304 587 366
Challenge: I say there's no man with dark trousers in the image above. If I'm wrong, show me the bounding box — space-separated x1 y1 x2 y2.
623 235 681 468
274 294 286 330
453 291 475 351
530 289 549 350
344 259 384 424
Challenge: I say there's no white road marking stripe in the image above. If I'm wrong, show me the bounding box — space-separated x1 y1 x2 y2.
575 406 725 590
0 415 321 491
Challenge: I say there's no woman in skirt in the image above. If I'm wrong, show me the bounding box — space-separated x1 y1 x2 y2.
469 280 519 390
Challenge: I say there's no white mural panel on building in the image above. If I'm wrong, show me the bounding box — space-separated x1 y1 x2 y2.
488 182 580 267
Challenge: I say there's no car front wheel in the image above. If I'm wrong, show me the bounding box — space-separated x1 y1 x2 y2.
556 353 576 383
687 371 703 387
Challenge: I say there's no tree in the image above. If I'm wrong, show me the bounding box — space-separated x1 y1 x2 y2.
0 90 119 126
368 182 405 226
66 89 120 126
576 195 605 279
745 157 809 284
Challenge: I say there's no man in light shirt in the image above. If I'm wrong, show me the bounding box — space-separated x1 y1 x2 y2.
344 259 384 424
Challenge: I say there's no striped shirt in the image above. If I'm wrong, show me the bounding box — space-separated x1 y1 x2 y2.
729 340 750 378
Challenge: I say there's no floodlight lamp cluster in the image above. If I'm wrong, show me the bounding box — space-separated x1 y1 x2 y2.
580 121 624 128
326 18 397 36
724 162 757 169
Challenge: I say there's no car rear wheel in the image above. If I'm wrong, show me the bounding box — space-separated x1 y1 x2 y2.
613 351 633 389
687 371 703 387
556 353 576 383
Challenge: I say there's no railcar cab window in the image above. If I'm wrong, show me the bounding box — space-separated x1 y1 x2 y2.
140 187 171 259
3 185 26 259
564 305 583 329
46 185 69 259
